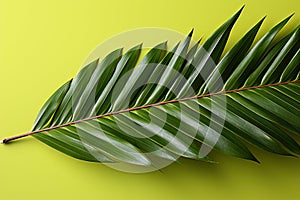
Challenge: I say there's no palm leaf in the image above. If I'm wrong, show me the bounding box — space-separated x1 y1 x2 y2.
2 7 300 170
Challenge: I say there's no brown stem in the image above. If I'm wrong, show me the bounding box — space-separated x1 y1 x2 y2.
2 132 35 143
2 80 299 144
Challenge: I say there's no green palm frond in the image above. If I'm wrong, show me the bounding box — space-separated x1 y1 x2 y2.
2 7 300 170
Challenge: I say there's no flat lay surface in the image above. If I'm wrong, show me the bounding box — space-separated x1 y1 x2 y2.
0 0 299 199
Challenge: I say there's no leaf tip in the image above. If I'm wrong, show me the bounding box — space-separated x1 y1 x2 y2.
161 40 168 48
251 156 260 164
254 16 266 28
287 12 295 19
137 42 143 48
235 5 245 17
197 37 202 44
117 47 124 55
188 28 194 37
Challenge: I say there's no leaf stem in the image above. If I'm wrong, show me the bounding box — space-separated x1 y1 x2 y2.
2 80 299 144
1 132 34 144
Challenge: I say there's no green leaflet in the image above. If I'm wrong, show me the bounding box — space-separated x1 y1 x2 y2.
32 80 72 131
92 44 142 115
134 42 181 106
49 59 99 126
3 7 300 170
261 27 300 85
223 15 292 90
200 17 265 94
111 42 167 111
73 49 123 120
143 30 193 104
177 8 243 97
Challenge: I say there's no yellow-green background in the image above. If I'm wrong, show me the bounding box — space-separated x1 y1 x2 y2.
0 0 299 199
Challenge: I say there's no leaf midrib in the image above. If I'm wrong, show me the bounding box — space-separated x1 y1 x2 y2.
17 80 300 137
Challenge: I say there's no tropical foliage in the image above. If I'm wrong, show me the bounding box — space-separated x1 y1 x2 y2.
3 7 300 170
